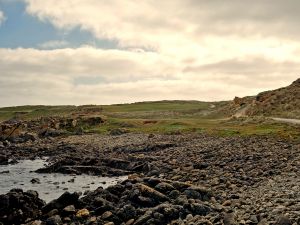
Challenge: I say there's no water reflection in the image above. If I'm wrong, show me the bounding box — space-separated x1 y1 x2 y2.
0 159 127 202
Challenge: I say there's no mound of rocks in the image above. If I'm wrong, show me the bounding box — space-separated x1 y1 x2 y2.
0 178 220 225
0 189 45 225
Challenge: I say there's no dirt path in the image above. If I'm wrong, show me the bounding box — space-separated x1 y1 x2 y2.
272 117 300 125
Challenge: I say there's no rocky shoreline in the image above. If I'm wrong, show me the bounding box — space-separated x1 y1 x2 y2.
1 133 300 224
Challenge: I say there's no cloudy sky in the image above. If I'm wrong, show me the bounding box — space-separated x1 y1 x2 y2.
0 0 299 106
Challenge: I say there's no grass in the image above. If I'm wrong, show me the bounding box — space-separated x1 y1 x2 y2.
0 101 299 141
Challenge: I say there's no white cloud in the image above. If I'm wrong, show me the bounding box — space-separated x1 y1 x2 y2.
0 47 299 106
0 10 5 25
22 1 300 67
38 40 69 49
0 1 300 106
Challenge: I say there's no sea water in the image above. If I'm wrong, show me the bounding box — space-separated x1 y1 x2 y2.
0 159 127 202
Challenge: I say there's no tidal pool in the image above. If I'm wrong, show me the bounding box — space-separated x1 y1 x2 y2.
0 159 127 202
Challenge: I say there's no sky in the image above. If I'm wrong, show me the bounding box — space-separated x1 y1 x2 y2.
0 0 299 106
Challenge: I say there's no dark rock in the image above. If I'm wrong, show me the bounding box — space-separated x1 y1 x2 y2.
30 178 40 184
274 216 292 225
0 155 8 165
63 205 76 214
154 182 175 194
0 189 45 225
45 215 62 225
42 192 80 214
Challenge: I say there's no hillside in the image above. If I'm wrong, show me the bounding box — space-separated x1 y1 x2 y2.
0 80 299 140
229 78 300 119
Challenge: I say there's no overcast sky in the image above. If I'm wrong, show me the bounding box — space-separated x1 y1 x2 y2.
0 0 299 106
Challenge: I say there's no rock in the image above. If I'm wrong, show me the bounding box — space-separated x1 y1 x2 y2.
186 214 193 221
76 208 90 218
223 213 237 225
188 203 211 216
274 216 292 225
30 178 40 184
42 192 80 213
132 210 152 225
25 220 42 225
45 215 62 225
222 200 232 206
104 222 114 225
154 182 175 194
0 189 45 224
63 205 76 214
102 211 113 219
249 215 258 224
87 216 97 224
125 219 135 225
63 217 71 223
183 186 211 201
134 183 170 203
117 204 136 221
47 209 59 217
0 155 8 165
257 218 268 225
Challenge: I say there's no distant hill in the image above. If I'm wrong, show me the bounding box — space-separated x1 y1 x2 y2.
230 78 300 119
0 79 299 122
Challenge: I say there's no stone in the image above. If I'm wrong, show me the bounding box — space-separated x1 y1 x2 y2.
249 215 258 224
45 215 62 225
63 205 76 214
274 216 292 225
102 211 113 219
30 178 40 184
76 208 90 218
104 222 114 225
125 219 135 225
257 219 268 225
223 213 237 225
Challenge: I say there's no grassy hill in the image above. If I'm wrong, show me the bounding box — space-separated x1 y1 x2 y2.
0 100 299 140
228 78 300 119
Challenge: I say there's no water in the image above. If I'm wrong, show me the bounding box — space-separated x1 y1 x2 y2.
0 159 127 202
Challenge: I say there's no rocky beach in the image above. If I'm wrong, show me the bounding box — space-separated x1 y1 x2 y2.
1 133 299 225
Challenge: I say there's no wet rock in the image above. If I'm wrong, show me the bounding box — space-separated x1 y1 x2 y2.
42 192 80 214
30 178 40 184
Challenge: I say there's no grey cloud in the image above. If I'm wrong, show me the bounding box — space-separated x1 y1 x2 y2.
184 57 300 74
183 0 300 39
184 57 300 89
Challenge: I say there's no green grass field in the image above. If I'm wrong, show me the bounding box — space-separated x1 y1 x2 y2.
0 101 299 140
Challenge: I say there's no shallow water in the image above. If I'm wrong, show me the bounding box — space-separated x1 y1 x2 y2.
0 159 127 202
